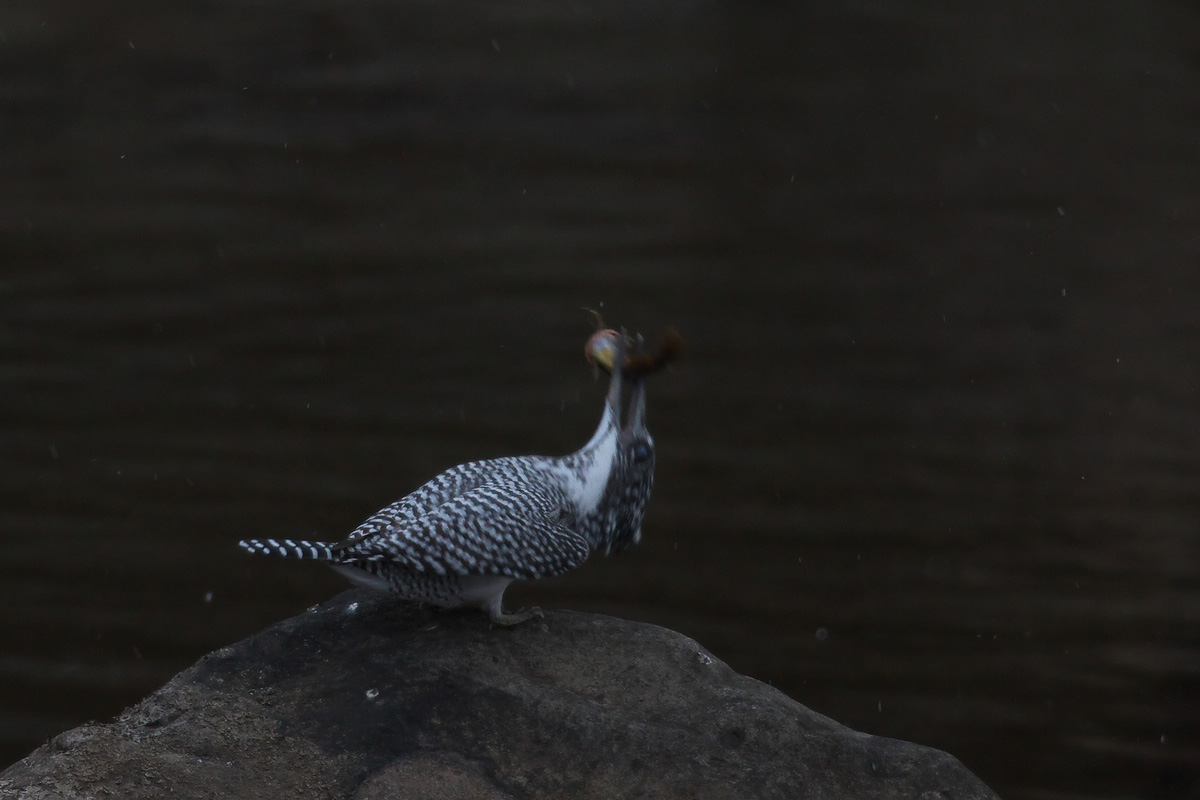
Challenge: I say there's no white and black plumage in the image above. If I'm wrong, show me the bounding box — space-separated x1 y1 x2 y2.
238 335 655 625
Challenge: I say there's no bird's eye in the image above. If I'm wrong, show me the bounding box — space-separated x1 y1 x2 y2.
631 442 652 463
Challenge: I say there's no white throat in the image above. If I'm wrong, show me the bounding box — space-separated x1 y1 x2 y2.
562 405 619 515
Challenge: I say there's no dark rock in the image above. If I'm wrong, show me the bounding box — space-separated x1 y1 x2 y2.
1 590 999 799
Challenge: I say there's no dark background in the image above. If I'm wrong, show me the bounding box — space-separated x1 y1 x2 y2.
2 2 1198 798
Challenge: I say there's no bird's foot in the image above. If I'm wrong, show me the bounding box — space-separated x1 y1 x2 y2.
489 606 544 627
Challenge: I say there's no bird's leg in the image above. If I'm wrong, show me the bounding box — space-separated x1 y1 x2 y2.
483 591 543 626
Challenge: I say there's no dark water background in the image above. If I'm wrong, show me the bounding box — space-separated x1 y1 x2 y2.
2 2 1198 798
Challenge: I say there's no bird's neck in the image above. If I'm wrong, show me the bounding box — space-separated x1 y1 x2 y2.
556 405 620 531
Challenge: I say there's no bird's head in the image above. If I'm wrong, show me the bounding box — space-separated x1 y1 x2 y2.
583 326 677 553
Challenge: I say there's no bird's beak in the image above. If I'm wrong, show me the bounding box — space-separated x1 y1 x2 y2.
624 377 647 434
620 331 647 434
605 334 627 420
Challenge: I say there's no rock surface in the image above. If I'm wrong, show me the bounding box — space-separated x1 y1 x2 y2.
1 590 999 799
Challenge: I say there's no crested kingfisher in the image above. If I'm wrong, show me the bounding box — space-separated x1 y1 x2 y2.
239 325 678 625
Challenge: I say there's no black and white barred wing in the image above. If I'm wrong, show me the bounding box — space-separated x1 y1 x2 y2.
339 481 590 581
336 457 527 547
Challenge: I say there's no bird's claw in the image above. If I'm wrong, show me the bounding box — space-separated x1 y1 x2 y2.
489 606 544 627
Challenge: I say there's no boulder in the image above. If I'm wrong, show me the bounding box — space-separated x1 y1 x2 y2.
0 590 998 799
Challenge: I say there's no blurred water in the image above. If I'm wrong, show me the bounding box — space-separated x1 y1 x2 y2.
2 2 1198 798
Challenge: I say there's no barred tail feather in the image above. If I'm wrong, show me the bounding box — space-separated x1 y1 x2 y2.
238 537 337 560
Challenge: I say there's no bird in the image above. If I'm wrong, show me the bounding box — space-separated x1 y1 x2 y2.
238 329 660 625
